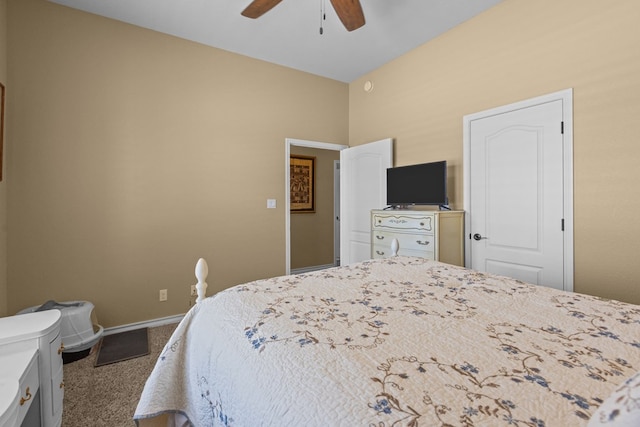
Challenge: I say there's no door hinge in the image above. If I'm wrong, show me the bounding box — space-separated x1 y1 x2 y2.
561 218 565 231
561 121 564 134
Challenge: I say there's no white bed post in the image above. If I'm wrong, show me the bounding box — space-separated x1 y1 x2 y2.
391 238 399 256
195 258 209 304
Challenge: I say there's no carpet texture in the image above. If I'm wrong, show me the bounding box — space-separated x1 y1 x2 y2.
62 322 178 426
95 328 149 367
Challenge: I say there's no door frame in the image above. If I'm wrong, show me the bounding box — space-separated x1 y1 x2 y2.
285 138 348 275
463 88 574 291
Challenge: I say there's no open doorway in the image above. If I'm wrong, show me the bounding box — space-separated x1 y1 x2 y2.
285 139 347 275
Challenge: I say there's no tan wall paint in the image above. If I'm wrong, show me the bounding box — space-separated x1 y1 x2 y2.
5 0 640 326
0 0 7 317
290 147 339 269
6 0 348 326
349 0 640 304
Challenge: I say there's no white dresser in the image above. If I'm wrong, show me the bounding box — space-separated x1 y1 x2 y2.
371 209 465 266
0 310 63 427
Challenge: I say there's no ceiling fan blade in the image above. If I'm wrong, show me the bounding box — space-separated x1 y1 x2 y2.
241 0 283 19
329 0 365 31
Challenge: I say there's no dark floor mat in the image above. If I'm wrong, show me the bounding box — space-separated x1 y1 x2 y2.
94 328 149 367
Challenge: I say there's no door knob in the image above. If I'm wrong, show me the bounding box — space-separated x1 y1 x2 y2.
473 233 486 241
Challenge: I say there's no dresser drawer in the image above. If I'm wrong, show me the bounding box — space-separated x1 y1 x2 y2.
373 244 434 260
0 379 20 427
372 212 434 232
372 244 391 259
373 230 434 252
15 350 39 425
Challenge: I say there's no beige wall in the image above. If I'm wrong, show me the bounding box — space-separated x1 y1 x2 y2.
290 147 339 270
6 0 348 326
5 0 640 327
349 0 640 304
0 0 6 317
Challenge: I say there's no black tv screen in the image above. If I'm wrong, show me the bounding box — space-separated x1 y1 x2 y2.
386 161 447 207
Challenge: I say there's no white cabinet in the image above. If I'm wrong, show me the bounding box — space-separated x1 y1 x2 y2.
0 350 38 427
0 310 63 427
371 210 465 266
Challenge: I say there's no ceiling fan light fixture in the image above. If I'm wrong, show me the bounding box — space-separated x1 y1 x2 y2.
329 0 365 32
241 0 365 32
241 0 283 19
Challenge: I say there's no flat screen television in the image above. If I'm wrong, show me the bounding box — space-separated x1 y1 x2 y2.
386 160 448 208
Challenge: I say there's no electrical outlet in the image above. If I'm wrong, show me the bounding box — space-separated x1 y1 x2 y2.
190 285 197 297
159 289 168 301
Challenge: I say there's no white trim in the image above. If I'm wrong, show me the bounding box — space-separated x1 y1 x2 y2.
290 263 335 275
463 88 574 292
103 314 184 336
285 138 348 275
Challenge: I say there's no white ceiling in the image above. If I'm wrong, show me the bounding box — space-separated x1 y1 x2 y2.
48 0 504 83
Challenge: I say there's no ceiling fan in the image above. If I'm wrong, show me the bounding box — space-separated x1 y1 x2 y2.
241 0 366 32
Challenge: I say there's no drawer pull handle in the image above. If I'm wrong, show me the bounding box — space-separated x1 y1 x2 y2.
58 343 65 354
416 240 430 246
20 387 32 406
376 250 385 255
375 235 384 240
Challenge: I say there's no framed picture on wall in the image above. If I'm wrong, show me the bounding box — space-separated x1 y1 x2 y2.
290 155 315 213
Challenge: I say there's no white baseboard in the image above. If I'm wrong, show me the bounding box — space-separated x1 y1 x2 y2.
103 314 185 336
290 263 335 275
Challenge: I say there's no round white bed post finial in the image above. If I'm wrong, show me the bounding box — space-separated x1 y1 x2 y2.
195 258 209 304
391 238 399 256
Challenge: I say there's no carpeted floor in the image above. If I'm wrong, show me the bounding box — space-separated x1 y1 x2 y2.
62 322 179 426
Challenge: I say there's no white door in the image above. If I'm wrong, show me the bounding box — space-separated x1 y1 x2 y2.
465 90 573 291
333 160 341 266
340 138 393 265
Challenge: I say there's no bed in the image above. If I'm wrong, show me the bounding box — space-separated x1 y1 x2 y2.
134 256 640 426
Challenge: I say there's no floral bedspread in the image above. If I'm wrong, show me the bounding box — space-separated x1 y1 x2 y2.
134 257 640 426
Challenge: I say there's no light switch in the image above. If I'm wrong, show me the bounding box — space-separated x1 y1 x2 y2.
267 199 277 209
